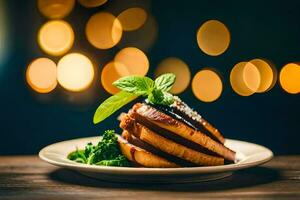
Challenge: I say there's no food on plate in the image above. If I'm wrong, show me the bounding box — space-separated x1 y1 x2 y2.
68 130 130 167
69 73 236 167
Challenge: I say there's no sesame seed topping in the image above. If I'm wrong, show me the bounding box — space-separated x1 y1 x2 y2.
170 96 202 121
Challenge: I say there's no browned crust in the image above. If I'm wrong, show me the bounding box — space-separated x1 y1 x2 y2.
173 99 225 143
120 114 224 166
122 131 196 166
117 135 179 168
199 118 225 143
130 103 235 161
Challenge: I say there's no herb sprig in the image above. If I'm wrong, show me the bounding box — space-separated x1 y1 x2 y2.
93 73 176 124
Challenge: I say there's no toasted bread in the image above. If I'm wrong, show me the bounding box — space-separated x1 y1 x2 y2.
130 103 235 161
117 135 178 168
120 114 224 166
122 130 196 166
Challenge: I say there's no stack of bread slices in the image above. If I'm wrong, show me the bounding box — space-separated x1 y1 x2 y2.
118 97 236 167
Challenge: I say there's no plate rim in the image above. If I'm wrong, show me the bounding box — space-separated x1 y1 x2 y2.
39 136 273 175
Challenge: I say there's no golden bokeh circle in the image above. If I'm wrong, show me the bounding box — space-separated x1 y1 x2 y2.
279 63 300 94
230 62 261 96
86 12 122 49
114 47 149 76
196 20 230 56
26 58 57 93
155 57 191 94
57 53 94 92
78 0 108 8
117 15 158 52
249 58 276 93
243 62 261 92
192 69 223 102
101 61 130 94
38 20 74 56
38 0 75 19
117 7 147 31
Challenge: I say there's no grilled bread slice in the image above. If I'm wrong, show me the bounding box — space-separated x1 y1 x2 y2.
171 97 225 143
117 135 178 168
120 114 224 166
129 103 236 161
122 130 196 166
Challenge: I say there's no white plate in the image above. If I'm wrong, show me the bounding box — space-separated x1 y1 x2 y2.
39 137 273 183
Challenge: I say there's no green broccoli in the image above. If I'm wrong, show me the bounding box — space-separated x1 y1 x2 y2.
68 130 130 167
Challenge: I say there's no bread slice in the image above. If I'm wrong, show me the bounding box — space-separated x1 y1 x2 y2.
130 103 235 161
122 130 196 166
171 97 225 143
117 135 178 168
120 114 224 166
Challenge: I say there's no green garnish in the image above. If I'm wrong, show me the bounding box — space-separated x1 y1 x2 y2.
68 130 130 167
93 73 176 124
93 91 137 124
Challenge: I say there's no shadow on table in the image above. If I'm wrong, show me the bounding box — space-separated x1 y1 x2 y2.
48 166 281 192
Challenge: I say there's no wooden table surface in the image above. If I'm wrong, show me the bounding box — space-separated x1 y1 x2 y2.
0 156 299 200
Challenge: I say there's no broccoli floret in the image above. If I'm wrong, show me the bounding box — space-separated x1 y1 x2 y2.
68 130 130 167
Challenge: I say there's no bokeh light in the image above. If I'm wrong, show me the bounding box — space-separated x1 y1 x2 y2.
26 58 57 93
38 0 75 19
117 15 158 51
117 7 147 31
155 57 191 94
249 58 277 93
57 53 94 92
101 61 130 94
114 47 149 76
230 62 261 96
243 62 261 92
197 20 230 56
192 69 223 102
85 12 122 49
279 63 300 94
78 0 108 8
38 20 74 56
0 0 9 69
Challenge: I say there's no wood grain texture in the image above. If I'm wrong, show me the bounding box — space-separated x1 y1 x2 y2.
0 156 299 200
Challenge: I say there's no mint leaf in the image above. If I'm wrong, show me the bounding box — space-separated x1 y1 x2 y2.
93 91 137 124
147 89 174 105
154 73 176 92
93 74 176 124
113 76 154 96
147 89 164 104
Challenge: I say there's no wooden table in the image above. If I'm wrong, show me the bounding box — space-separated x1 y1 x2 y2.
0 156 299 200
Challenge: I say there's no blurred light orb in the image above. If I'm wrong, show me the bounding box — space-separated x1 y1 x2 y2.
101 61 130 94
249 59 276 93
279 63 300 94
230 62 261 96
78 0 108 8
38 0 75 19
114 47 149 76
0 0 9 68
197 20 230 56
117 7 147 31
243 62 261 92
86 12 122 49
38 20 74 56
155 57 191 94
192 69 223 102
117 15 158 52
26 58 57 93
57 53 94 92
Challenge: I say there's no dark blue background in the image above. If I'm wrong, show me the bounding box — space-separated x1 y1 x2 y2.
1 0 299 155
